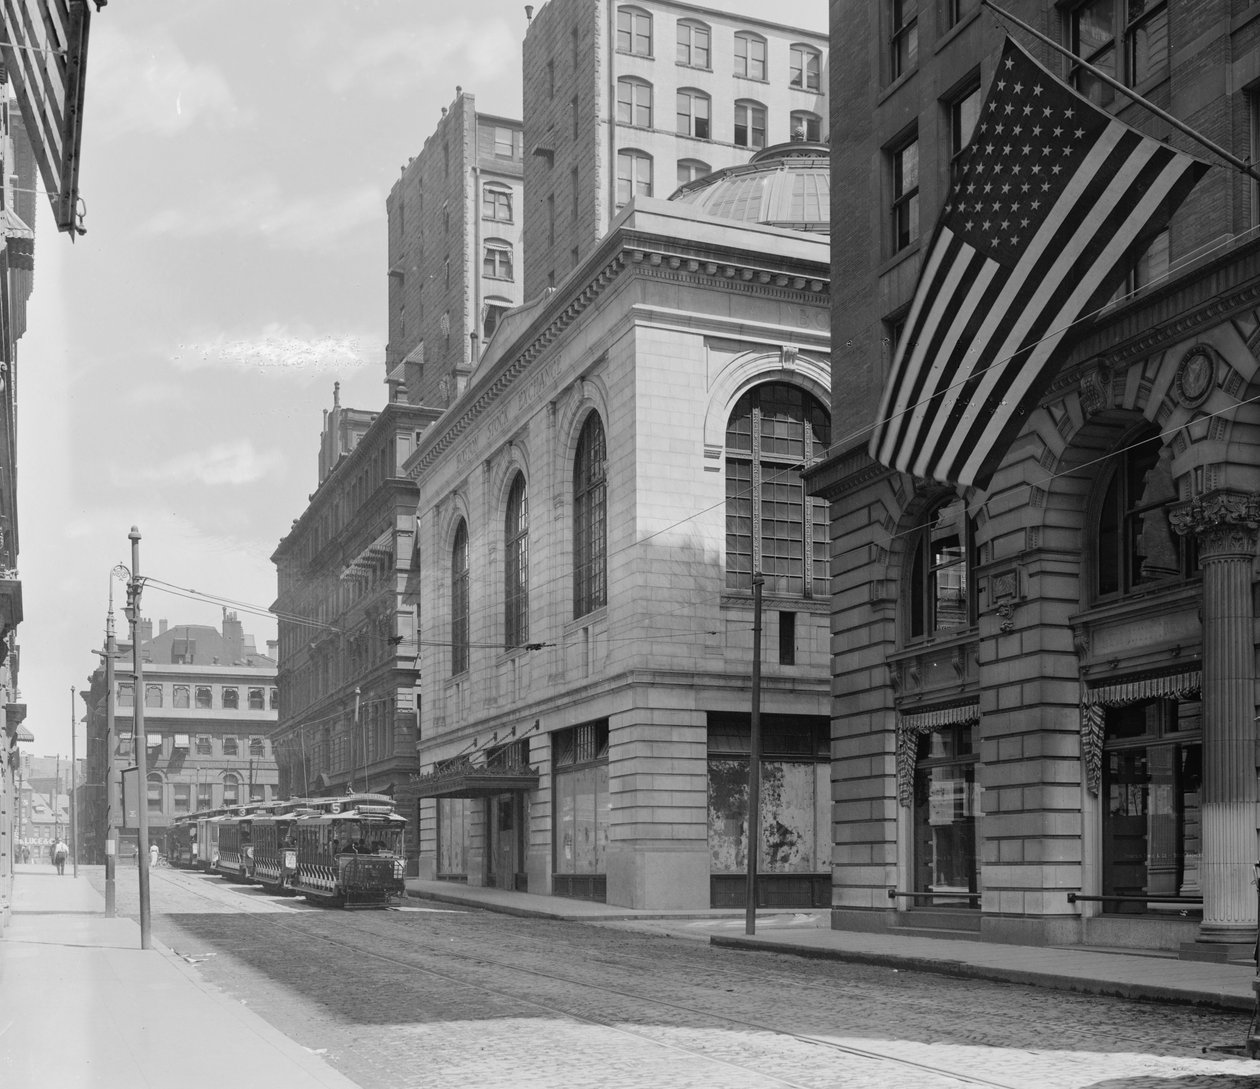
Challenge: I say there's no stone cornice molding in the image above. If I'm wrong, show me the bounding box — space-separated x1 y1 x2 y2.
804 443 898 500
1169 490 1260 560
409 233 831 479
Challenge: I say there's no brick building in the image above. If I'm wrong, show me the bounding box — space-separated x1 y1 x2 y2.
407 146 832 908
809 0 1260 956
385 95 525 410
521 0 827 296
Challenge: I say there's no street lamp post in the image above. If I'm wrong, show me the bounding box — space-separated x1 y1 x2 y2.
745 572 764 936
123 526 152 950
99 575 122 916
70 686 78 878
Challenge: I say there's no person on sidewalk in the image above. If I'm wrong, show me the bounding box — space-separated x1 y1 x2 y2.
149 843 159 869
53 839 68 876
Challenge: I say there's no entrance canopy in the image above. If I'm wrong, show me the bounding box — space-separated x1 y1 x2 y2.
411 757 538 799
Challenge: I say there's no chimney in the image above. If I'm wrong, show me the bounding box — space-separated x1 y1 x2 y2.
138 618 154 645
221 609 245 664
159 619 168 635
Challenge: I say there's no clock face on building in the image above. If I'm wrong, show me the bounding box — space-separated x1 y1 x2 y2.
1175 347 1214 408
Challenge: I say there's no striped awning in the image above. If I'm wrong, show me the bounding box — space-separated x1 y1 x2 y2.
340 528 393 580
1084 670 1201 705
899 702 980 733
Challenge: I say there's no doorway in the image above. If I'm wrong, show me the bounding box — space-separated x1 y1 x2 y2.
487 793 524 891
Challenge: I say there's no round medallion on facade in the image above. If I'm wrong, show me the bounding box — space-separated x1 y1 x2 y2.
1174 345 1215 408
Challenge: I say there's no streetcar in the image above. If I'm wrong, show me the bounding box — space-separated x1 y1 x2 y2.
250 803 315 895
214 803 276 882
165 815 201 867
292 794 407 907
196 811 230 871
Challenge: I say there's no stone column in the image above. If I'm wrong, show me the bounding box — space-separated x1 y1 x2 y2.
1171 492 1260 944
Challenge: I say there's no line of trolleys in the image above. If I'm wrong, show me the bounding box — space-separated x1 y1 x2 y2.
158 794 408 908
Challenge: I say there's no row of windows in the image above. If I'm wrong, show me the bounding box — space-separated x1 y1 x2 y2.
617 79 823 145
117 683 277 711
617 7 822 91
120 733 268 758
147 773 266 813
446 384 830 675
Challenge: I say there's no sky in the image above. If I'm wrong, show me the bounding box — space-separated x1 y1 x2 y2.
19 0 826 757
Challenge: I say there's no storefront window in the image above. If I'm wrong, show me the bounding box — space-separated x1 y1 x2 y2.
437 798 468 878
912 723 980 906
1102 698 1201 912
553 721 610 896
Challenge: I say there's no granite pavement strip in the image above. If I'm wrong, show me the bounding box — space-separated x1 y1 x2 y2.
0 864 361 1089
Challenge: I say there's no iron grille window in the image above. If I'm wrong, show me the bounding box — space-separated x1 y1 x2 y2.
505 474 530 648
573 414 608 617
452 520 470 675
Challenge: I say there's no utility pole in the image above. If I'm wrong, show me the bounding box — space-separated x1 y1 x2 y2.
70 686 78 878
124 526 152 950
103 578 119 916
54 752 60 841
745 573 764 937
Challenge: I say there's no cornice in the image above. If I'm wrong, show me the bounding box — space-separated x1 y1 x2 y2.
805 441 897 500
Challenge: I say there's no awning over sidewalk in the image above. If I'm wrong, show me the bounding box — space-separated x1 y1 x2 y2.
411 758 539 799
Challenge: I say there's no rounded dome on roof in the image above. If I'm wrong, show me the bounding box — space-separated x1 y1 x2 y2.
668 141 829 233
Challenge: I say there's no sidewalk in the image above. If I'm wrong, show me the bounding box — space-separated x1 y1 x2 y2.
404 877 1260 1013
0 864 361 1089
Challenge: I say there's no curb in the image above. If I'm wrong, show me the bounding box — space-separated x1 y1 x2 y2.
709 936 1255 1013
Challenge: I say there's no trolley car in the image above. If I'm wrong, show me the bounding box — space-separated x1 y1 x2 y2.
214 804 276 882
165 815 200 867
292 794 406 907
250 804 314 895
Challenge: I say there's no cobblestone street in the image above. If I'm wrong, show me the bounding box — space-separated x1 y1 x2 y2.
89 867 1260 1089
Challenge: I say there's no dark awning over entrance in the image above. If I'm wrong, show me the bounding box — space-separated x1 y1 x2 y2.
411 758 539 799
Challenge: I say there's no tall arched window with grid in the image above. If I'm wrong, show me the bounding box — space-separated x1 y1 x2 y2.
451 520 470 674
573 415 607 617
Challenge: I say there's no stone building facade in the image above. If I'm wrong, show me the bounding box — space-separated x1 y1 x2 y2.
521 0 827 297
407 148 832 909
810 0 1260 955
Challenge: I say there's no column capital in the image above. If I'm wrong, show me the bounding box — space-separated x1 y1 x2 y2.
1169 490 1260 560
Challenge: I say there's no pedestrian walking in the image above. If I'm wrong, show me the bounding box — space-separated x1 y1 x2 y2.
53 838 68 876
149 843 159 869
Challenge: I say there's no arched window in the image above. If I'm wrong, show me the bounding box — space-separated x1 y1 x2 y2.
790 109 822 142
790 43 821 90
1094 430 1196 599
452 520 470 674
222 773 240 807
616 76 653 129
907 496 978 640
505 473 529 648
734 31 768 80
573 414 608 616
483 238 514 280
725 383 830 597
677 158 711 187
483 183 512 223
616 149 653 208
734 100 766 149
147 773 163 814
676 88 711 139
677 19 710 68
616 5 652 56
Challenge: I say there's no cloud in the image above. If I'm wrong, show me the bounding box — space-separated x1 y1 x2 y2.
87 23 245 140
131 440 285 487
138 178 384 250
171 324 380 374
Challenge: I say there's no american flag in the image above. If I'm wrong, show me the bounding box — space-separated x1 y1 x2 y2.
868 37 1208 487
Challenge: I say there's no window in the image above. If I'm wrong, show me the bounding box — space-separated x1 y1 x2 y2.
248 688 265 710
483 239 514 280
790 110 821 142
222 687 239 710
790 44 821 90
505 474 529 649
493 125 521 160
223 736 239 756
249 737 265 757
452 520 470 675
891 0 918 80
483 298 511 342
573 414 608 617
483 184 512 223
616 149 653 208
677 158 711 186
891 134 920 252
270 687 279 710
676 89 711 139
779 611 796 665
548 194 556 245
907 496 978 639
553 720 610 891
571 165 580 219
734 31 767 80
222 773 239 807
734 100 766 149
913 723 980 906
616 5 651 56
1071 0 1167 103
1095 431 1196 598
195 686 212 709
118 683 134 708
571 94 580 139
173 783 191 813
616 77 653 129
195 736 212 756
147 774 163 814
144 684 162 708
249 783 265 804
947 81 982 179
677 19 710 68
173 685 190 709
196 782 213 810
726 383 831 597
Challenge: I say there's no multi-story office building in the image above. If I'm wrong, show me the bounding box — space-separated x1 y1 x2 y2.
521 0 827 296
83 613 280 857
386 95 525 410
810 0 1260 957
407 144 832 908
270 386 439 874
